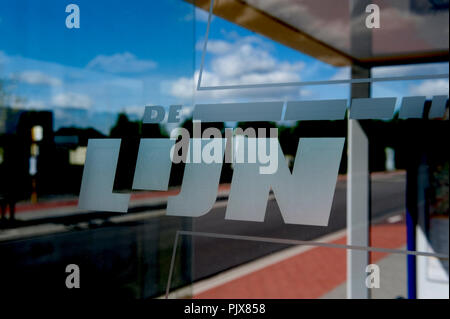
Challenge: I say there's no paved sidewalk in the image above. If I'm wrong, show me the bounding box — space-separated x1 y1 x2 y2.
0 184 232 242
191 214 407 299
12 184 232 221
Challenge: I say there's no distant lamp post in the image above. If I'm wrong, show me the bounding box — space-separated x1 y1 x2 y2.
31 125 43 142
30 125 43 203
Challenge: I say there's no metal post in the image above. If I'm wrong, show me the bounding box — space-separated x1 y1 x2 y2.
347 0 372 299
347 113 370 299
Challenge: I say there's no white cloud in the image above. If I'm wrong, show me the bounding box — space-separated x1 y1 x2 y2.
373 63 449 78
195 8 211 23
210 43 278 78
409 79 449 97
121 105 146 119
171 36 308 102
12 70 62 86
1 50 150 114
197 34 273 54
170 70 308 103
330 64 448 82
0 51 7 64
170 75 195 100
51 92 92 109
182 12 194 22
196 39 233 54
24 100 47 109
183 8 213 23
1 95 46 109
86 52 157 73
329 68 350 80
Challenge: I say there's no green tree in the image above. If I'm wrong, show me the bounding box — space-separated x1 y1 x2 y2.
110 113 140 138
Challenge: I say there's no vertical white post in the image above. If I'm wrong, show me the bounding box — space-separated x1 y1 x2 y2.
348 0 372 299
347 119 370 299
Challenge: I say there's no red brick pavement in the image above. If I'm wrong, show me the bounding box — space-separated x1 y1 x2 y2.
195 220 406 299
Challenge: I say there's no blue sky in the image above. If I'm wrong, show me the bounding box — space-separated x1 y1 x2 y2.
0 0 448 134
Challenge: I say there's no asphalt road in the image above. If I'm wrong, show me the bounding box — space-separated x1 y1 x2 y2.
191 172 406 280
0 172 406 299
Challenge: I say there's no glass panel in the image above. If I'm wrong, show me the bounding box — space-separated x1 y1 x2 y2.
0 0 448 301
0 0 195 300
